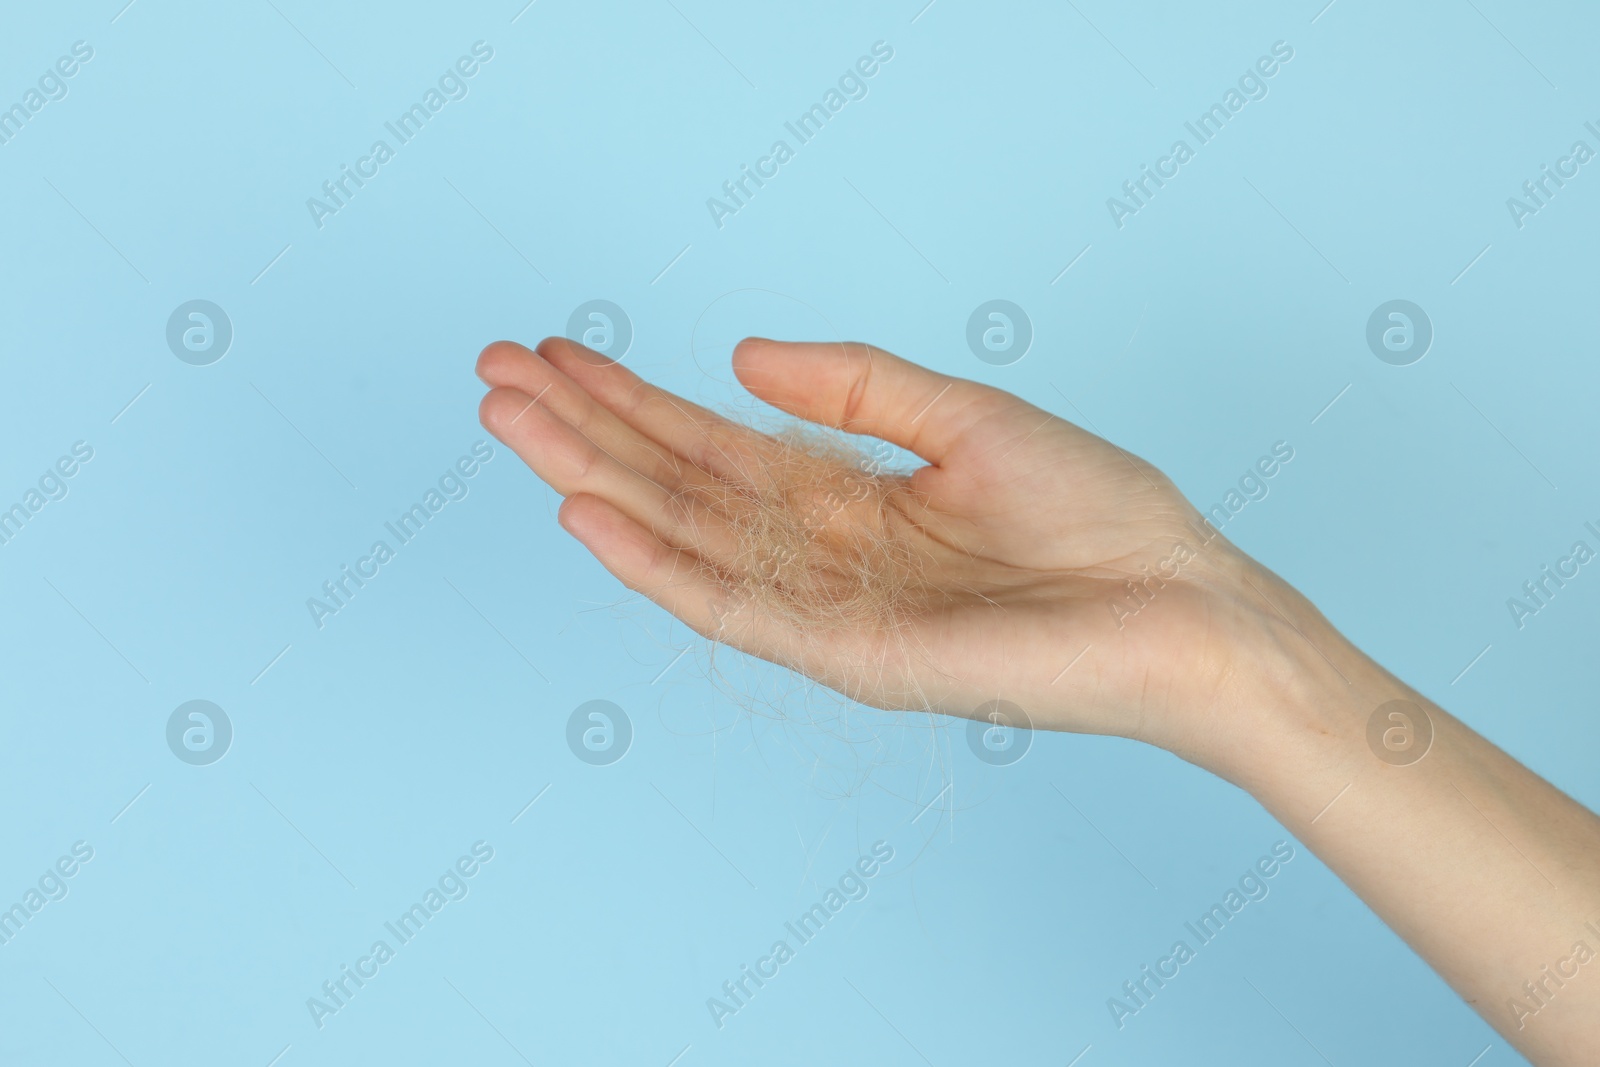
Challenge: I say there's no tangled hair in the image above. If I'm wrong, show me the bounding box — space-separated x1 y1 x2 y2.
648 412 962 823
671 417 933 649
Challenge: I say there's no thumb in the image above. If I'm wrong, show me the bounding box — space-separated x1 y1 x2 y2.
730 338 1005 465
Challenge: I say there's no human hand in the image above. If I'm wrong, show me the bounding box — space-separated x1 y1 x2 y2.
478 336 1600 1064
476 336 1316 774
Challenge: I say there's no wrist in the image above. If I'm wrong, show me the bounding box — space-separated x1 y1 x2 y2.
1175 559 1400 797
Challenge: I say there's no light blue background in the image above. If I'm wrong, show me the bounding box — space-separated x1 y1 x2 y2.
1 0 1595 1064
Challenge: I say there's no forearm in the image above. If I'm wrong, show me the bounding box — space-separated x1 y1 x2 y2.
1207 566 1600 1065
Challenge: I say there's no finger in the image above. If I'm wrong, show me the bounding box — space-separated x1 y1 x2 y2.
533 336 780 485
476 340 715 493
479 386 743 564
557 492 795 660
730 338 1011 466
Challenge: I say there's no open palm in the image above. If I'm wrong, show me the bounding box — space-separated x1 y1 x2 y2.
478 336 1277 755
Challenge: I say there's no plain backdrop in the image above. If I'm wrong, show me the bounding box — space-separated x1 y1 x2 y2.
0 1 1594 1064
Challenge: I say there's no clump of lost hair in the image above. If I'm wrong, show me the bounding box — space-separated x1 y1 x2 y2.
655 413 957 812
670 417 933 658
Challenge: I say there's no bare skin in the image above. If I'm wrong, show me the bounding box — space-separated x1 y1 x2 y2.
477 335 1600 1064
